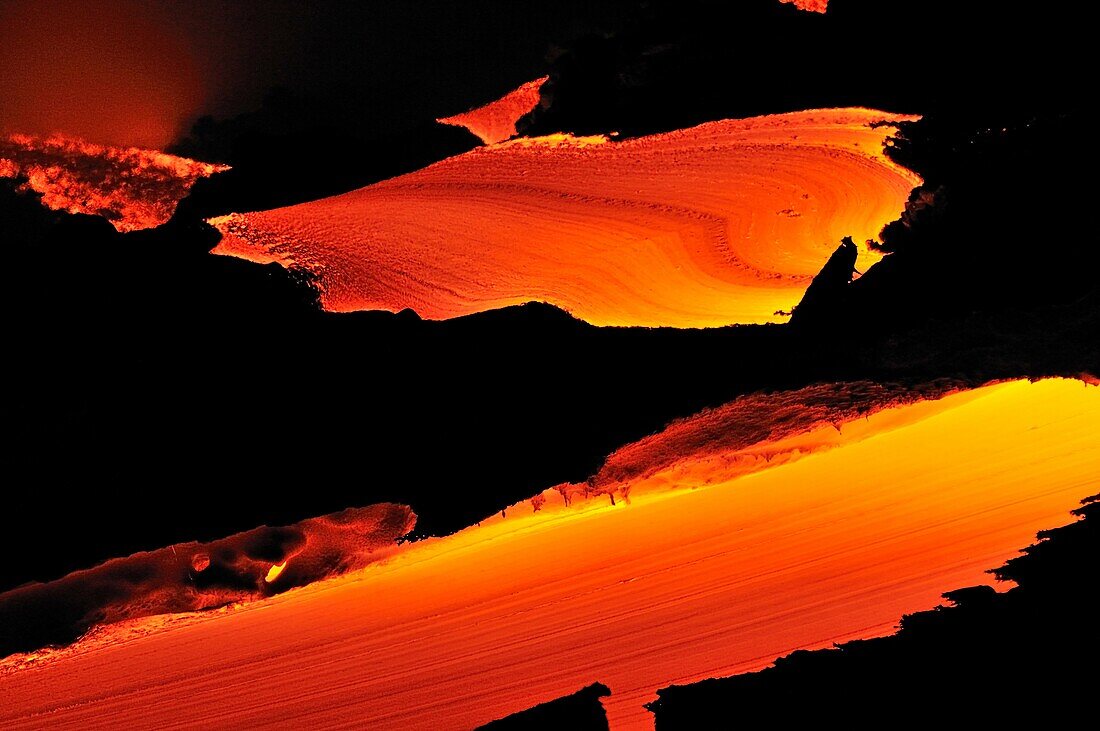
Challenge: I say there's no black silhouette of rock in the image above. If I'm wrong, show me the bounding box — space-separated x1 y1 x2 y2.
789 236 858 329
524 0 1087 140
476 683 611 730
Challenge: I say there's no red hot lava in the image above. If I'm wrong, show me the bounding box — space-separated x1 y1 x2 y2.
780 0 829 12
437 77 549 145
0 133 228 231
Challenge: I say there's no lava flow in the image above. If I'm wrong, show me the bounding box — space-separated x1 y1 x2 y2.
437 76 548 145
0 133 228 231
212 108 920 328
0 504 415 659
780 0 829 12
2 378 1096 730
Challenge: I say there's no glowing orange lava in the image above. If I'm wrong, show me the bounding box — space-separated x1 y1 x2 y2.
265 562 288 584
0 133 228 231
0 504 415 659
780 0 829 13
2 379 1096 730
437 76 548 144
212 108 919 328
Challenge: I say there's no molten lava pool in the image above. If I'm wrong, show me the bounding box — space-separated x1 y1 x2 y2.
211 108 920 327
2 379 1096 730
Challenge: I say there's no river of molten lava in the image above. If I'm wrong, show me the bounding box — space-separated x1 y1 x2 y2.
212 108 920 327
2 379 1096 729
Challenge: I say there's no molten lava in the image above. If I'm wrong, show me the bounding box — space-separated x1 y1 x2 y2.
0 504 415 658
2 379 1096 730
212 108 920 328
566 379 960 504
0 133 228 231
437 77 548 145
780 0 829 13
265 562 288 584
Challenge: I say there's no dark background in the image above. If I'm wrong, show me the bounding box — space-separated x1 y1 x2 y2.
0 0 632 147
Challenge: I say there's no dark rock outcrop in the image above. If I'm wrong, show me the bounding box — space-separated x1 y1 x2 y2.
477 683 611 731
789 236 858 329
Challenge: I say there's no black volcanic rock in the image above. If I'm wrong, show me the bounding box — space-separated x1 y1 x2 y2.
172 99 478 218
851 113 1098 337
0 178 58 245
477 683 611 731
523 0 1088 140
789 237 858 329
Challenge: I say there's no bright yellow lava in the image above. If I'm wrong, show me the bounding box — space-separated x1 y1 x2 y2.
264 562 287 584
436 76 548 145
2 379 1096 731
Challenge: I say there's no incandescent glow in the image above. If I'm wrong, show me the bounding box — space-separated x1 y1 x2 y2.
265 562 288 584
211 108 920 328
780 0 829 13
570 380 960 504
1 379 1096 730
437 76 548 144
0 133 228 231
